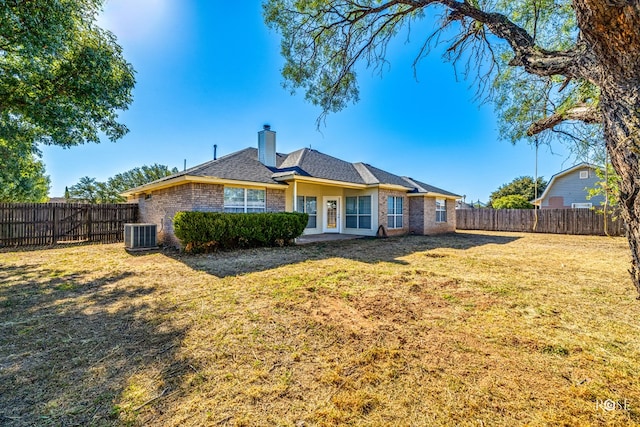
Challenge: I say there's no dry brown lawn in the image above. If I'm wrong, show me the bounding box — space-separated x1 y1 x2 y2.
0 231 639 426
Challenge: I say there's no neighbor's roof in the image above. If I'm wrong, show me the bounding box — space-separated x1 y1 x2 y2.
531 162 600 205
123 146 460 198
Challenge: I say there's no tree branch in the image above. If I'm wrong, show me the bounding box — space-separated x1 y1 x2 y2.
527 103 601 136
408 0 597 81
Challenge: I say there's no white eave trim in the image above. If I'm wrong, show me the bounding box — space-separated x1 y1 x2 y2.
122 175 288 197
274 174 412 191
407 192 460 199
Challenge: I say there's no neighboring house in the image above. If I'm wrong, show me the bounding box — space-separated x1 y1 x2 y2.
532 162 604 209
47 197 68 203
456 200 486 209
122 125 460 246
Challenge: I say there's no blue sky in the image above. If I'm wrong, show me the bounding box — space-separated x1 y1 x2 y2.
41 1 579 203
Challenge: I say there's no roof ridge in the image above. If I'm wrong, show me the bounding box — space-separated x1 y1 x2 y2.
185 147 254 175
401 176 422 192
353 162 378 184
297 147 309 166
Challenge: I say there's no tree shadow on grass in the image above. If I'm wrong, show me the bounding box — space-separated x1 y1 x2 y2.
169 232 521 278
0 264 191 426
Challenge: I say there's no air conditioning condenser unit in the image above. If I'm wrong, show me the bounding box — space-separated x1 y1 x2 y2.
124 223 157 250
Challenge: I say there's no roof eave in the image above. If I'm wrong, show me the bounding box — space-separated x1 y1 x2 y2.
277 175 368 189
122 175 287 197
407 192 461 199
377 183 413 191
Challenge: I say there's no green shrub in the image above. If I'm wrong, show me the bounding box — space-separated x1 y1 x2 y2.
173 211 308 253
491 194 534 209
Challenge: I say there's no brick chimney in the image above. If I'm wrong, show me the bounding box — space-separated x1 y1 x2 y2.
258 124 276 167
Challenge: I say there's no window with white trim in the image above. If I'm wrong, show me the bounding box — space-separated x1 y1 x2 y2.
436 198 447 222
572 202 592 209
579 170 589 179
345 196 372 229
296 196 317 228
224 187 265 213
387 196 403 229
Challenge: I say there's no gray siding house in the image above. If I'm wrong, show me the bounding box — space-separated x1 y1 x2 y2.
532 163 604 209
123 126 460 246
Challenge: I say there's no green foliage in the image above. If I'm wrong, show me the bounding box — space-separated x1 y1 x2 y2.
67 164 177 203
264 0 600 152
491 194 533 209
587 164 620 215
489 176 547 207
0 0 135 148
107 164 179 194
68 176 101 203
0 138 50 202
0 0 134 202
264 0 421 119
173 212 309 253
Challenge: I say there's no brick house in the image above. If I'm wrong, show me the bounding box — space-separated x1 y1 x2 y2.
122 126 460 246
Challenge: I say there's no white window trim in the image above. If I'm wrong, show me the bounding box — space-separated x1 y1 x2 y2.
579 170 589 179
436 198 447 223
387 196 404 229
345 195 372 230
572 202 592 209
296 195 317 228
223 187 266 213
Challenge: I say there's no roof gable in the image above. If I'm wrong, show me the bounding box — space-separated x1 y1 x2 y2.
532 162 600 204
280 148 367 184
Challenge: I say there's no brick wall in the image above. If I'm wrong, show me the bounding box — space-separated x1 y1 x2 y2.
378 189 409 236
266 188 286 212
409 197 425 235
407 196 457 235
137 183 224 247
137 184 286 247
192 183 224 211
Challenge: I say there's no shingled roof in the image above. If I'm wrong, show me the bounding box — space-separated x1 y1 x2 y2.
401 177 460 197
279 148 367 184
124 145 459 198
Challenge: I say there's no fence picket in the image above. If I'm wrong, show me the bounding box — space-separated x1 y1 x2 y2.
0 203 138 247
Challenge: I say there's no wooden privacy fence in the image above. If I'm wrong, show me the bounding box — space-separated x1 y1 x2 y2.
456 208 626 236
0 203 139 247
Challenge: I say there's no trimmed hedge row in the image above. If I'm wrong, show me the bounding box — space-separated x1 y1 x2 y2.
173 211 308 253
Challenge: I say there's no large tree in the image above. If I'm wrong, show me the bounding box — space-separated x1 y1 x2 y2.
0 138 50 202
67 164 178 203
264 1 640 298
0 0 135 201
107 164 179 195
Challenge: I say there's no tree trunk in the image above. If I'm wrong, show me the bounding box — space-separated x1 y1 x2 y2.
601 88 640 298
573 1 640 298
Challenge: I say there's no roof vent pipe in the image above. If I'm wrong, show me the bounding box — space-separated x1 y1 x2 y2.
213 144 217 160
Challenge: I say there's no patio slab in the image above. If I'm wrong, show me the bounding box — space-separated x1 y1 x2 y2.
295 233 368 245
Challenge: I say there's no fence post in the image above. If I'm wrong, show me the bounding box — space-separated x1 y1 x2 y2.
51 205 57 245
86 206 92 242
